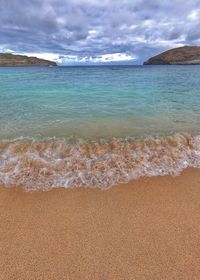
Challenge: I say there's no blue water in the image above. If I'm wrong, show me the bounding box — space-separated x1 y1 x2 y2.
1 65 200 140
1 65 200 190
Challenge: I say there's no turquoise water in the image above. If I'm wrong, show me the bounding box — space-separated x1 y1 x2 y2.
1 65 200 190
1 65 200 140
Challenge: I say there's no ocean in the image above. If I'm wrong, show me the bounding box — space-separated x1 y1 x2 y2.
1 65 200 190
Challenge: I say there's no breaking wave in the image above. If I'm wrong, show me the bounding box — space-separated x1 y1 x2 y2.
0 133 200 191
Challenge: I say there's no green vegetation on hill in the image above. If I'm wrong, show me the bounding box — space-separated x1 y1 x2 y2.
144 46 200 65
0 53 57 67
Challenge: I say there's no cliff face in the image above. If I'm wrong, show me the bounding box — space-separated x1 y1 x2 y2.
0 53 57 67
144 46 200 65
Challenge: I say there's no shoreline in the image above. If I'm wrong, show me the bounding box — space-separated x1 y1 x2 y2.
1 132 200 190
1 168 200 279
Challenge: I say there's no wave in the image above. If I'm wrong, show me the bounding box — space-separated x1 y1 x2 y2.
0 133 200 191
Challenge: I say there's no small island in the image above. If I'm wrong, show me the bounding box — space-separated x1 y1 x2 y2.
0 53 57 67
144 46 200 65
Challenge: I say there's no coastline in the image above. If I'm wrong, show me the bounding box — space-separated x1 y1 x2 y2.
1 168 200 279
1 132 200 190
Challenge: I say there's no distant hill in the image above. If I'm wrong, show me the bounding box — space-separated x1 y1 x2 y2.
144 46 200 65
0 53 57 67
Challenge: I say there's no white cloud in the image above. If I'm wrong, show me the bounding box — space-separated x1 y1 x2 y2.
148 39 184 49
188 9 199 21
91 53 135 62
0 46 15 53
58 53 135 64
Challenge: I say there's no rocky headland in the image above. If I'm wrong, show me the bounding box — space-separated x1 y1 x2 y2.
0 53 57 67
144 46 200 65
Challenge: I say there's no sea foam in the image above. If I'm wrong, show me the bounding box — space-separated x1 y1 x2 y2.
0 133 200 191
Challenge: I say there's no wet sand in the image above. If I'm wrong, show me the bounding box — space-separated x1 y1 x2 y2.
1 168 200 279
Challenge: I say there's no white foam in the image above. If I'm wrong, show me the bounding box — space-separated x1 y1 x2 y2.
0 133 200 191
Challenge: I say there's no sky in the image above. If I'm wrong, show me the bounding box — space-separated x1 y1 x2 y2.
0 0 200 65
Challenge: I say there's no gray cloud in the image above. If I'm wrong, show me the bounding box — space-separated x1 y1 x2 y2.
0 0 200 64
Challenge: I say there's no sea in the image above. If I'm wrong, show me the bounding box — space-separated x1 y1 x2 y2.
0 65 200 191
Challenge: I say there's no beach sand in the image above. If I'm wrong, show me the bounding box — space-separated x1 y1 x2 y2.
1 168 200 280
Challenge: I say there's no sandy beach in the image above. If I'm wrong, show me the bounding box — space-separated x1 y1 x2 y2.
1 168 200 280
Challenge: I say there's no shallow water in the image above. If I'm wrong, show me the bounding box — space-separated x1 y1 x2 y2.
1 65 200 140
1 133 200 191
0 65 200 190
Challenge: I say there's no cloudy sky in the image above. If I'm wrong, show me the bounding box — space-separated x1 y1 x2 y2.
1 0 200 65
